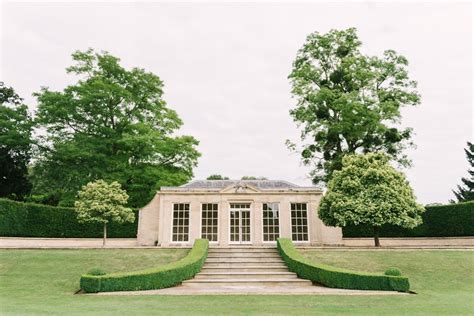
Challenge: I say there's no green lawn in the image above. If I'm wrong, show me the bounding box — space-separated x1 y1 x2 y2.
0 248 473 315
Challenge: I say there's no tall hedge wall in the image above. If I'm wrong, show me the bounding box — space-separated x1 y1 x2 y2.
0 198 137 238
343 201 474 238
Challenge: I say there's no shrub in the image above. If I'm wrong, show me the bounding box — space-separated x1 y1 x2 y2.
0 198 137 238
385 268 402 276
80 239 209 293
277 238 410 292
343 201 474 238
88 268 107 276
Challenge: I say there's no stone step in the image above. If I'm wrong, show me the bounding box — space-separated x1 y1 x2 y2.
194 272 297 280
182 279 313 287
208 251 279 256
201 266 289 272
209 246 277 249
208 248 278 253
207 253 281 258
203 261 287 268
205 257 285 263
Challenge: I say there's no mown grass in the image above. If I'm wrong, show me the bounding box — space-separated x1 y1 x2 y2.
0 248 473 315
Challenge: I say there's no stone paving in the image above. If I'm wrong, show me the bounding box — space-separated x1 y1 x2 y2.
1 237 473 249
91 284 408 296
0 237 139 248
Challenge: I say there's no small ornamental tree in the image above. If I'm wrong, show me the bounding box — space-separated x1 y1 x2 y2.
75 180 134 247
319 153 424 247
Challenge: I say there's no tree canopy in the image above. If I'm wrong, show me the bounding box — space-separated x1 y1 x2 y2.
241 176 268 180
0 82 33 200
319 153 424 246
206 174 230 180
452 142 474 202
288 28 420 185
32 49 200 207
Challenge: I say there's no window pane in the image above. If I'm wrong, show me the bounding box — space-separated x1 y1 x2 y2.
201 204 218 242
262 203 279 242
291 203 308 241
172 204 190 242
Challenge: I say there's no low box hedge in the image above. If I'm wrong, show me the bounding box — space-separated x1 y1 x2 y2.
0 198 137 238
277 238 410 292
80 239 209 293
343 201 474 238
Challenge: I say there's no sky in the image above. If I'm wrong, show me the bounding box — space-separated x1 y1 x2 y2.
0 1 472 204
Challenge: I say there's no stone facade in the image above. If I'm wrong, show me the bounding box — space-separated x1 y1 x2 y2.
137 180 343 247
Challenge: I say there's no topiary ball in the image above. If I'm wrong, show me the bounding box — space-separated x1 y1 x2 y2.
384 267 402 276
88 267 107 276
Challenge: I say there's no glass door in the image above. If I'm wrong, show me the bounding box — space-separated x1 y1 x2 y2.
229 203 251 244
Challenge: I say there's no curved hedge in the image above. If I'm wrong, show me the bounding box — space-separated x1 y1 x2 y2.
0 198 137 238
343 201 474 238
277 238 410 292
80 239 209 293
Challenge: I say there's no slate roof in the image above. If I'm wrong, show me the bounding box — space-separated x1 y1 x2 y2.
180 180 300 189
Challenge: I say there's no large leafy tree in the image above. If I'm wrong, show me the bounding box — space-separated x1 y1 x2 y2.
288 28 420 184
0 82 33 200
452 142 474 202
319 153 424 247
75 180 134 247
33 49 200 207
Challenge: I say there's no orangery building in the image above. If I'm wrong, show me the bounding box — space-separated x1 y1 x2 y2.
137 180 343 247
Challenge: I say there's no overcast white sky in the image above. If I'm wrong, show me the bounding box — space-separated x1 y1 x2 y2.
1 1 472 204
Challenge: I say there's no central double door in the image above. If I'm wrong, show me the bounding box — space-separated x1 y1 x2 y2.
229 203 251 244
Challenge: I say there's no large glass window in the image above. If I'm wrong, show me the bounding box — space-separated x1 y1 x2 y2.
262 203 280 242
291 203 308 241
172 203 189 242
201 203 218 242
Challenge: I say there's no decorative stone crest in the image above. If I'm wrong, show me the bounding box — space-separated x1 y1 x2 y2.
234 182 247 193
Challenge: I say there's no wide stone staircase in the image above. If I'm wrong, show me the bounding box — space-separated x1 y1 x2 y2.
94 246 403 295
179 247 316 294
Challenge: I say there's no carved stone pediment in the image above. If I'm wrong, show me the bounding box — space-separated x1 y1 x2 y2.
219 182 261 194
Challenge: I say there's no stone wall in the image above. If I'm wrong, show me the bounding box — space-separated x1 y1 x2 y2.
342 237 474 247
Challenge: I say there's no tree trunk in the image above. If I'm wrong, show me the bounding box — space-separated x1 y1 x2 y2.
103 222 107 248
373 226 380 247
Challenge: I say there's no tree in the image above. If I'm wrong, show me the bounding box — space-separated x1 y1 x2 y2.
75 180 134 247
241 176 268 180
33 49 200 207
452 142 474 202
319 153 424 247
0 82 33 200
206 174 230 180
288 28 420 185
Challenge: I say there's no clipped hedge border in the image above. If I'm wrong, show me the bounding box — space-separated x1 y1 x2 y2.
277 238 410 292
80 239 209 293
